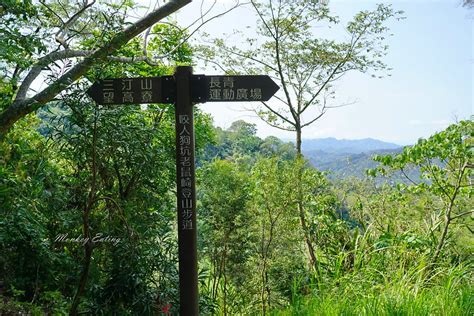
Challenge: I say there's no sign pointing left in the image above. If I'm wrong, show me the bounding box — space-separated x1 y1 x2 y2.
86 76 176 104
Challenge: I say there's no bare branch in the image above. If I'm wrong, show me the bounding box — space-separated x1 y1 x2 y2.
451 210 474 221
272 22 298 122
300 110 325 128
250 0 276 40
252 108 295 131
197 56 229 73
300 59 344 114
399 167 419 186
260 100 295 126
56 0 97 48
211 44 278 73
271 94 290 107
301 17 374 114
148 1 247 62
324 100 356 109
39 0 65 25
16 50 91 101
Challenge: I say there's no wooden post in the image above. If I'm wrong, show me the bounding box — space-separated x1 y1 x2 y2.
174 66 199 315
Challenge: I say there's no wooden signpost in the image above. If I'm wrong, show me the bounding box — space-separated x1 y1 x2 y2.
87 66 279 315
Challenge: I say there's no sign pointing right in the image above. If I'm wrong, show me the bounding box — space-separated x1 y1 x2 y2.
190 75 279 103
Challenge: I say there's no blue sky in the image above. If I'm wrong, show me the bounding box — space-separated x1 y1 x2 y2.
174 0 472 145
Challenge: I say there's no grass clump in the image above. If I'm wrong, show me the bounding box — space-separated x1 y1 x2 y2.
274 263 473 316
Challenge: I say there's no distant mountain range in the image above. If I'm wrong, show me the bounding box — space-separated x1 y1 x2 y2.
301 137 401 154
300 138 414 179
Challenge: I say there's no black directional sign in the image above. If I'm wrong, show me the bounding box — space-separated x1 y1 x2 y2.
87 68 280 316
86 76 175 105
87 75 279 105
190 75 280 103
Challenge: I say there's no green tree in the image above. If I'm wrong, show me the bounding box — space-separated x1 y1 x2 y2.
0 0 245 138
201 0 403 270
371 120 473 262
0 18 216 315
259 136 296 161
248 158 305 314
0 117 74 315
47 22 201 314
201 120 296 164
204 1 402 154
227 120 262 156
198 159 252 315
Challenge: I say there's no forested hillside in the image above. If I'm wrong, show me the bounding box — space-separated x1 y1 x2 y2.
1 113 472 314
0 0 472 315
303 147 419 180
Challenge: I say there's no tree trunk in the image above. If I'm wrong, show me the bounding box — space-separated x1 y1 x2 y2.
432 212 451 263
295 127 319 274
432 163 467 262
260 216 267 316
70 110 99 316
296 127 302 155
211 250 219 301
222 236 229 316
297 201 319 274
265 270 271 310
69 242 93 316
70 198 94 316
261 258 267 316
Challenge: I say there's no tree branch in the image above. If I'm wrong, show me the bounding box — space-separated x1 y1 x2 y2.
399 166 419 185
451 210 474 221
0 0 192 137
250 0 276 40
147 1 246 62
16 50 154 101
252 108 295 131
300 19 373 114
260 100 294 126
213 44 278 73
300 110 325 128
56 0 97 49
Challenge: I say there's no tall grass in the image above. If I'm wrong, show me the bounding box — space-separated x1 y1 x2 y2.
273 263 473 316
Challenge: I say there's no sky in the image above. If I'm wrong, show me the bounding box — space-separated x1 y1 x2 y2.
166 0 473 145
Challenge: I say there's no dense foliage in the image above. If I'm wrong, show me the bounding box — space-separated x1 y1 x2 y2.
1 1 472 315
1 114 472 314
